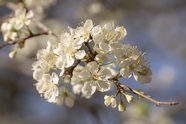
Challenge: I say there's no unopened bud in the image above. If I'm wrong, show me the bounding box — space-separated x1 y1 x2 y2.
104 95 111 106
9 50 17 58
125 94 134 103
118 101 126 112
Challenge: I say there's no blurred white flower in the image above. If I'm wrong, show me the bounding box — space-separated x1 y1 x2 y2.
35 72 59 103
14 9 34 30
1 8 34 43
93 22 127 53
56 87 75 108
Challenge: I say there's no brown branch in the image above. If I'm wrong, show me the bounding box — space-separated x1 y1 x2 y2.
0 32 49 49
112 79 179 106
0 42 16 48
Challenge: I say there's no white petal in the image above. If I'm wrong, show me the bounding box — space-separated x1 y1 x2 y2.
91 25 101 36
120 68 132 78
84 19 93 31
68 92 76 100
111 98 117 108
87 61 99 74
35 81 46 94
115 26 127 40
95 80 111 92
1 22 8 32
81 82 96 97
26 10 34 19
33 69 44 80
56 96 64 106
51 72 59 84
75 50 86 59
95 53 107 63
133 72 151 84
99 42 111 52
74 27 83 38
65 97 74 107
93 34 104 44
46 41 52 53
79 70 91 80
25 20 31 25
98 68 112 79
73 38 84 49
65 54 75 67
72 84 83 94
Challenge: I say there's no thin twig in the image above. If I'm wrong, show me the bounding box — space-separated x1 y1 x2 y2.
0 32 49 49
0 42 17 48
112 79 179 106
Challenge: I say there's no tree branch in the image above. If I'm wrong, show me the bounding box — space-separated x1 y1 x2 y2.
112 79 179 106
0 32 50 49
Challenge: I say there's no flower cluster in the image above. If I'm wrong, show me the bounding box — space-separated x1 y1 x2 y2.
32 19 152 110
1 8 34 43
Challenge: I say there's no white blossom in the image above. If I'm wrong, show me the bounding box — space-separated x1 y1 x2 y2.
93 22 127 53
14 8 34 30
56 87 75 107
74 19 101 43
35 72 59 103
78 61 113 98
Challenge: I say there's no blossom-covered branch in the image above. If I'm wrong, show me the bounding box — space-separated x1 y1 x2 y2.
0 31 52 49
0 2 178 112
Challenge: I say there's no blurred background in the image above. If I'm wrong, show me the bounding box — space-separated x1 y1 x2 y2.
0 0 185 124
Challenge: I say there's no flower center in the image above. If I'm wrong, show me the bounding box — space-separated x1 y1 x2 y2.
45 53 57 69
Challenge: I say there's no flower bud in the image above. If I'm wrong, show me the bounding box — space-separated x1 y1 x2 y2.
118 101 126 112
104 95 111 106
9 50 17 59
125 94 134 103
111 97 117 108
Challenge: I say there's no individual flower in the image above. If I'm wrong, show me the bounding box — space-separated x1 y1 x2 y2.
74 19 101 42
14 8 34 30
35 72 59 103
93 22 127 53
56 87 76 107
78 61 113 98
56 29 86 70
